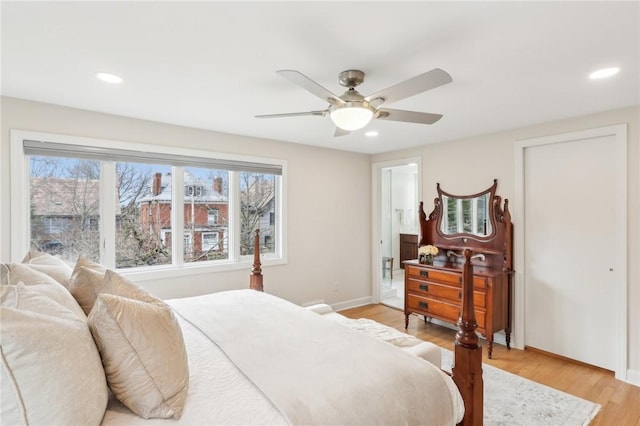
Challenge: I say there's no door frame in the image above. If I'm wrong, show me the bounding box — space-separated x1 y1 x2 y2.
371 157 422 303
514 124 627 381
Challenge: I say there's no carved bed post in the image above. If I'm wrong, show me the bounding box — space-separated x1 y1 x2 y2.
452 249 483 425
250 229 264 292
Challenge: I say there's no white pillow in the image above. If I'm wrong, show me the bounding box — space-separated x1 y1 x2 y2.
21 250 73 287
1 283 109 425
89 292 189 419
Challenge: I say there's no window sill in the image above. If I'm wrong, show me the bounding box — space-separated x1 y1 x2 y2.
117 256 286 283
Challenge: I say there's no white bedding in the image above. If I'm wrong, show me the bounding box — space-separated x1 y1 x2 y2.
101 290 464 425
101 311 287 426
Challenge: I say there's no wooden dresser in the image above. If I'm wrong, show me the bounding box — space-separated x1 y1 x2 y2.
405 179 513 359
404 260 510 358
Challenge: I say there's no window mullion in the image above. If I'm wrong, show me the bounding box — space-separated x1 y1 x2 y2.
229 171 239 262
173 167 185 267
274 175 282 258
101 162 117 268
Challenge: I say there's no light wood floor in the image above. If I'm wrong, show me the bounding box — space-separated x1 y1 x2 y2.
340 304 640 426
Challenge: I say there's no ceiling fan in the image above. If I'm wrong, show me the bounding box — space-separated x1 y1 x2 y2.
256 68 452 136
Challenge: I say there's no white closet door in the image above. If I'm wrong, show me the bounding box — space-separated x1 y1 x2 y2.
524 134 617 370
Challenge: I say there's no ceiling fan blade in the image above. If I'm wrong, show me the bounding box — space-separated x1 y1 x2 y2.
277 70 345 106
376 108 443 125
365 68 452 105
255 110 327 119
334 127 350 137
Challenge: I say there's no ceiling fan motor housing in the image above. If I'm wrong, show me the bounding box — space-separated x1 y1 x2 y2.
338 70 365 88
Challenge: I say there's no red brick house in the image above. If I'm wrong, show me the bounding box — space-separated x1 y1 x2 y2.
139 172 229 260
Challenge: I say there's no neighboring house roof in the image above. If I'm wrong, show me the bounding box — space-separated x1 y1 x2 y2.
31 176 101 216
139 172 228 203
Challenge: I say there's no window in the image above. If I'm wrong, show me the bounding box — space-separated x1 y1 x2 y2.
202 232 219 251
29 157 101 262
11 131 286 273
116 162 172 268
208 209 219 225
183 233 195 255
240 172 277 255
183 167 229 263
186 185 203 197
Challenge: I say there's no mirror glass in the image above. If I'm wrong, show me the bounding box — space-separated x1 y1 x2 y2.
440 193 492 236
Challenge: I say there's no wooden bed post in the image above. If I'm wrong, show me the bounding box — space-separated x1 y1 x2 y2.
452 249 483 425
250 229 264 292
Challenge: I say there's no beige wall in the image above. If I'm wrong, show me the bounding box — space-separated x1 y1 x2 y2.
372 106 640 378
3 96 638 379
0 96 372 306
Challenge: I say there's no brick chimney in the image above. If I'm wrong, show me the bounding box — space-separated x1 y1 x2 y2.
213 177 223 194
153 173 162 196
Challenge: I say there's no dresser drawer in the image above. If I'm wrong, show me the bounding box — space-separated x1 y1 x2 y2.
408 267 461 285
407 279 461 303
407 294 487 329
407 279 486 308
406 265 488 291
407 294 460 323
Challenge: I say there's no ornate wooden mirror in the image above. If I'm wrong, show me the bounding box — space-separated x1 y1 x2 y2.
419 179 513 272
438 180 496 240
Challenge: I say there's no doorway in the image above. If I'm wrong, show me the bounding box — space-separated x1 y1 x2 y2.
514 125 627 379
378 162 419 309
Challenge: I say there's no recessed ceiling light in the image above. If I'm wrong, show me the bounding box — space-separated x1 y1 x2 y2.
96 72 123 84
365 130 379 137
589 67 620 80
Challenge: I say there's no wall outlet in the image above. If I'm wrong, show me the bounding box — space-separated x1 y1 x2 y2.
332 281 339 292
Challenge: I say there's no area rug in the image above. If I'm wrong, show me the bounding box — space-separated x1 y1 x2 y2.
440 349 601 426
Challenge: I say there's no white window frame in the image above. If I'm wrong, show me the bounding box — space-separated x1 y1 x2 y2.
202 232 218 251
10 130 288 281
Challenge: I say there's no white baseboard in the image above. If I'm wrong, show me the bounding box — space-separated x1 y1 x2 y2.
332 296 373 312
626 369 640 387
301 299 325 307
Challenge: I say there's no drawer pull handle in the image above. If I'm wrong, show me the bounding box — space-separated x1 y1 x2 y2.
458 292 462 299
419 270 428 277
419 301 428 310
419 284 428 292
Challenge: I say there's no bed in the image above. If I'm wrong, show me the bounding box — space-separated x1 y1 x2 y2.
1 230 483 426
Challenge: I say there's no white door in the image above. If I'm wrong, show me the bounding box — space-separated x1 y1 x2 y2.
523 134 619 370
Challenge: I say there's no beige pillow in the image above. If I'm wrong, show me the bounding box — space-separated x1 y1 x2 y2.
1 263 85 319
1 283 109 425
101 269 157 302
21 250 73 287
68 256 107 315
89 293 189 419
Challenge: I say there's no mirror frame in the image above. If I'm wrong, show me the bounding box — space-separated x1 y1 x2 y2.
435 179 498 242
419 179 513 272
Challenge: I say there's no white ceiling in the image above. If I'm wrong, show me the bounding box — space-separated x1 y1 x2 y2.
2 1 638 154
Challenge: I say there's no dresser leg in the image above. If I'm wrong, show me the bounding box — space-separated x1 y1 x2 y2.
487 340 493 359
404 314 409 329
505 328 512 350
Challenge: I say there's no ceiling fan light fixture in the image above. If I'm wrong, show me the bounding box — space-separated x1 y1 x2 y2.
330 104 374 131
